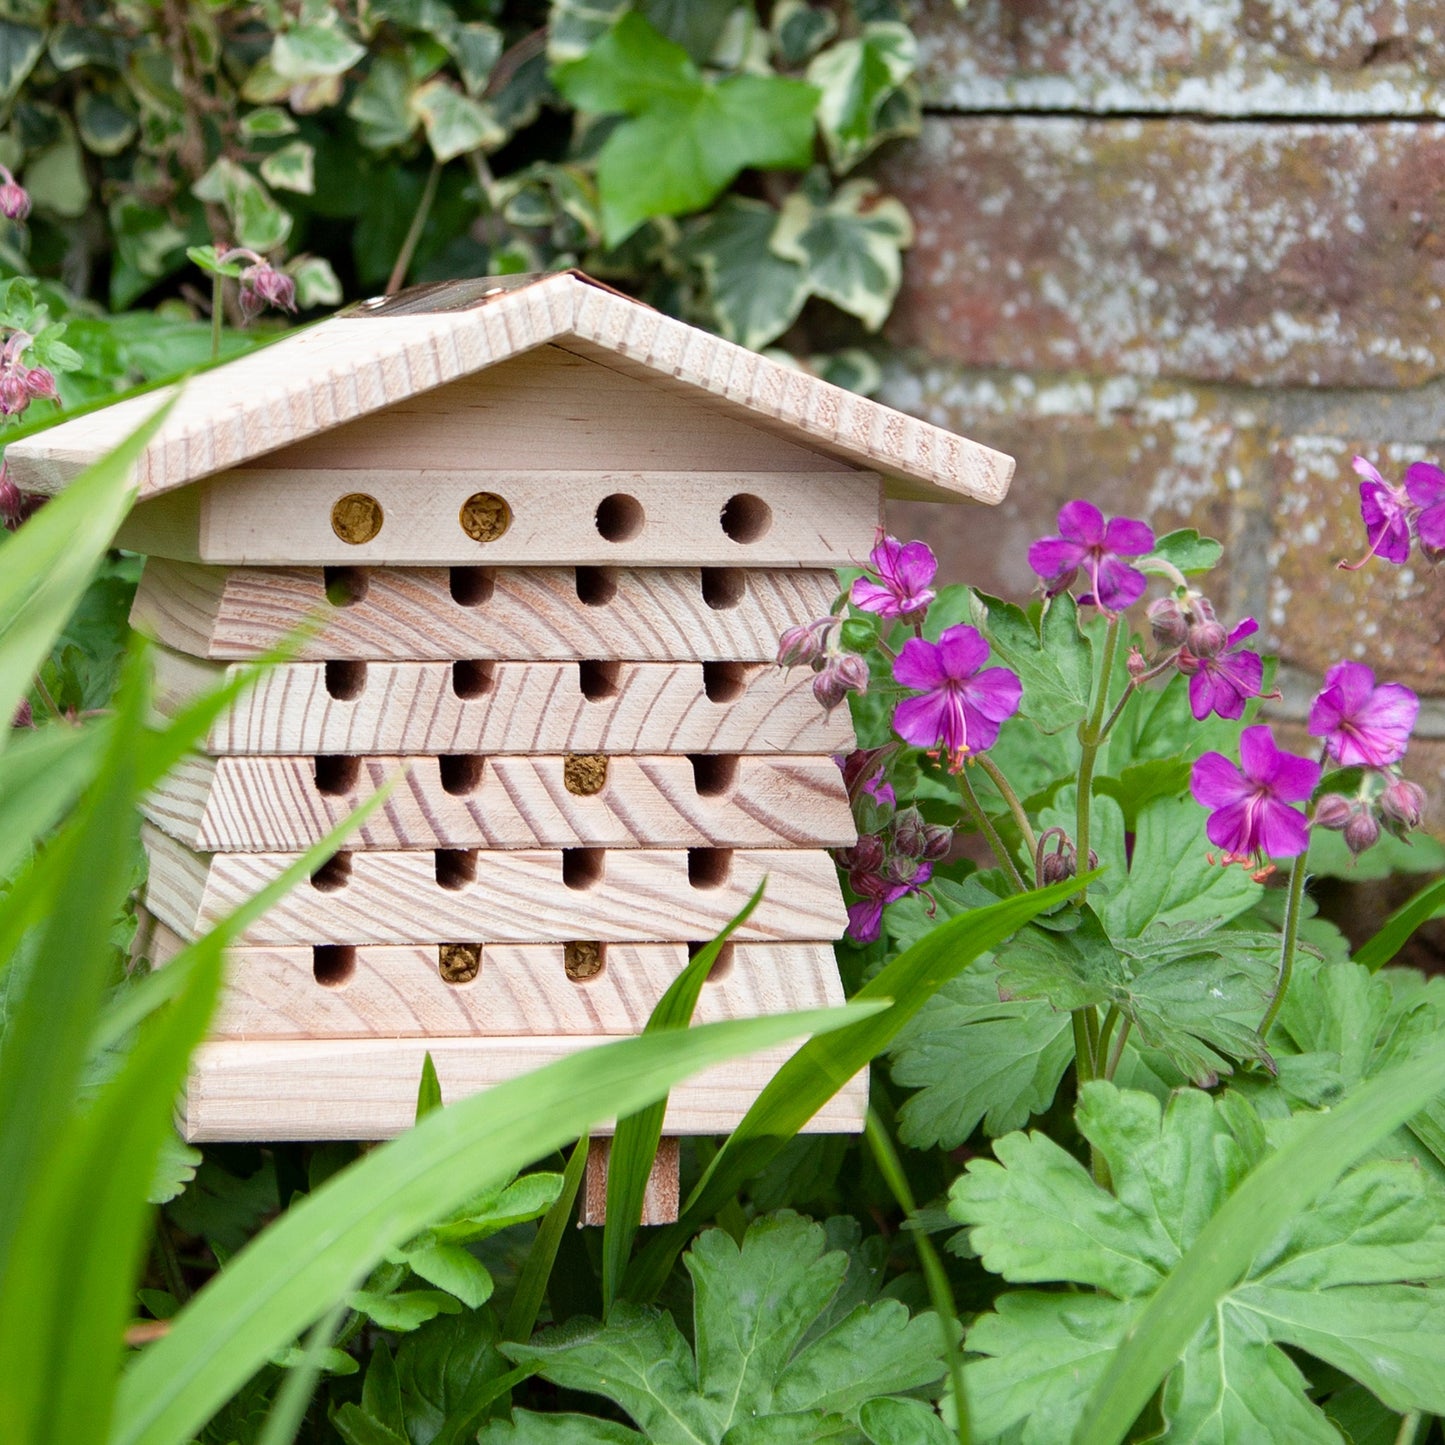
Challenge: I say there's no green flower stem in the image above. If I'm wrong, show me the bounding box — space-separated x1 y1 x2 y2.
1394 1412 1423 1445
1094 1004 1120 1078
210 270 223 361
1072 1012 1095 1085
1105 1017 1133 1082
1259 850 1310 1041
865 1109 971 1445
975 754 1038 874
1074 614 1122 905
386 159 442 296
1083 1004 1101 1067
958 766 1025 892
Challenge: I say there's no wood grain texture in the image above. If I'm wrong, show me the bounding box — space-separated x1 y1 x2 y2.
132 559 843 662
142 825 848 945
140 466 882 567
145 754 855 852
150 649 855 758
144 922 845 1039
4 272 1013 506
582 1137 679 1226
181 1034 870 1141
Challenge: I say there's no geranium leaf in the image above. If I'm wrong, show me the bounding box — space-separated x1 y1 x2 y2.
1149 528 1223 576
971 591 1093 736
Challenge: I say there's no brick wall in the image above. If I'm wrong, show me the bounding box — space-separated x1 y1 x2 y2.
879 0 1445 813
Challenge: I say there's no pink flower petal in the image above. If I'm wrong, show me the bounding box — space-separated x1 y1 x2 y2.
937 624 990 678
1405 461 1445 508
1254 798 1310 858
1102 516 1155 556
1352 456 1388 486
1204 798 1255 855
1238 725 1280 781
851 576 900 615
892 691 950 750
1090 554 1147 611
1028 536 1086 582
964 666 1024 723
886 539 938 594
1225 617 1260 648
1190 752 1253 809
1057 499 1106 545
892 638 947 691
1266 750 1321 804
1360 482 1412 564
1417 501 1445 555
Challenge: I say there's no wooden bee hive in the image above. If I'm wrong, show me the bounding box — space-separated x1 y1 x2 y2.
6 271 1013 1219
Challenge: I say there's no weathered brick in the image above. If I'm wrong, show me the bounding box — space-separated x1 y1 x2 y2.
885 117 1445 388
915 0 1445 114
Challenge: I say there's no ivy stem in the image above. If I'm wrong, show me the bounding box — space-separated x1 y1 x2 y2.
1105 1018 1133 1081
957 766 1024 892
1074 613 1122 905
386 160 442 296
1259 849 1310 1041
975 754 1037 874
210 269 223 360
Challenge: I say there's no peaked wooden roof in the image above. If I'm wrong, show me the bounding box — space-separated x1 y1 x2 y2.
4 270 1013 506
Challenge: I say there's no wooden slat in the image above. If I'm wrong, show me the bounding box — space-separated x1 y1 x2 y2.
141 467 881 567
582 1138 680 1226
149 650 854 758
182 1035 870 1141
142 825 847 945
144 754 855 852
132 559 842 662
144 923 844 1039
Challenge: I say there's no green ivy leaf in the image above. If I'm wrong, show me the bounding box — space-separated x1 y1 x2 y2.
952 1084 1445 1441
806 22 916 172
0 21 43 104
240 105 299 138
772 0 839 67
971 590 1094 736
192 158 292 252
487 1214 945 1443
1150 528 1224 577
410 79 503 161
75 91 137 156
771 178 913 332
260 139 315 194
272 22 367 82
684 197 809 351
348 56 419 150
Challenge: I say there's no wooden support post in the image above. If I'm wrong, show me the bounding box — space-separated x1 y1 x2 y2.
581 1137 681 1227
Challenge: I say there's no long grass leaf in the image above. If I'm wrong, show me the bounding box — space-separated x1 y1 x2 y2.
1073 1040 1445 1445
624 873 1089 1302
601 882 764 1313
255 1302 350 1445
503 1136 589 1344
0 720 109 881
1355 874 1445 971
111 1001 885 1445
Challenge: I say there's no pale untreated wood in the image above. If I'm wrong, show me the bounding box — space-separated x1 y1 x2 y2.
144 924 845 1039
582 1138 680 1227
149 650 855 757
4 273 1014 507
128 467 882 567
145 753 855 852
182 1035 870 1141
142 825 847 945
132 559 842 662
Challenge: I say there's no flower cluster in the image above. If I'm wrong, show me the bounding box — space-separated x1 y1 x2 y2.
0 333 58 419
1343 456 1445 569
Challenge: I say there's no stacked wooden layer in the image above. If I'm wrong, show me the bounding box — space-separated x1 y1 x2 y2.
139 556 865 1143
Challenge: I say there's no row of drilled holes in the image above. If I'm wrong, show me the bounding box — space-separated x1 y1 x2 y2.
309 846 733 894
313 753 739 798
324 565 748 611
312 939 736 990
323 658 751 704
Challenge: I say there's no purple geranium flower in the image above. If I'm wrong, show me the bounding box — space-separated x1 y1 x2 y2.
851 534 937 620
1190 725 1320 865
1406 461 1445 563
891 625 1022 768
846 860 933 945
1028 500 1155 612
1308 661 1419 768
1342 457 1412 570
1180 618 1264 721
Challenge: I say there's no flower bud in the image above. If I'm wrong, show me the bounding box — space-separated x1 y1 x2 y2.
1312 793 1354 830
12 697 32 728
1126 646 1148 679
884 853 926 887
239 261 297 321
1146 596 1189 649
1186 619 1228 658
0 169 30 222
891 807 929 859
777 620 828 669
22 365 56 400
0 371 29 415
1344 809 1381 856
1039 848 1076 885
838 834 885 876
0 466 21 530
812 652 868 713
922 824 952 860
1380 777 1427 831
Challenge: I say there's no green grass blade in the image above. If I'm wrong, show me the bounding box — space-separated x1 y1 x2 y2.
503 1136 590 1344
111 1001 885 1445
0 721 109 881
602 882 764 1314
1073 1040 1445 1445
624 873 1089 1302
255 1302 350 1445
1355 874 1445 971
0 395 173 750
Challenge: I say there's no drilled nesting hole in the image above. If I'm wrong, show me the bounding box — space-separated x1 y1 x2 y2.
701 567 746 610
325 660 367 700
314 755 361 795
459 491 511 543
595 492 645 542
452 660 496 699
435 849 478 890
564 754 608 795
312 945 355 987
562 847 605 890
565 941 605 982
689 754 738 798
688 848 732 889
324 566 370 606
720 493 772 544
330 493 384 545
689 939 735 982
702 661 747 703
575 566 618 606
579 659 621 702
450 566 495 606
438 942 482 984
439 755 485 795
310 852 352 892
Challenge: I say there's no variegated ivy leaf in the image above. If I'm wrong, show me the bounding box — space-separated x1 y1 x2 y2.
348 55 418 151
771 178 913 332
240 106 299 139
0 20 43 105
684 196 808 351
286 255 342 309
772 0 839 67
76 92 137 157
410 79 504 162
806 22 917 172
260 139 315 195
193 157 293 252
271 22 366 82
547 0 629 63
24 119 90 218
812 347 882 396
